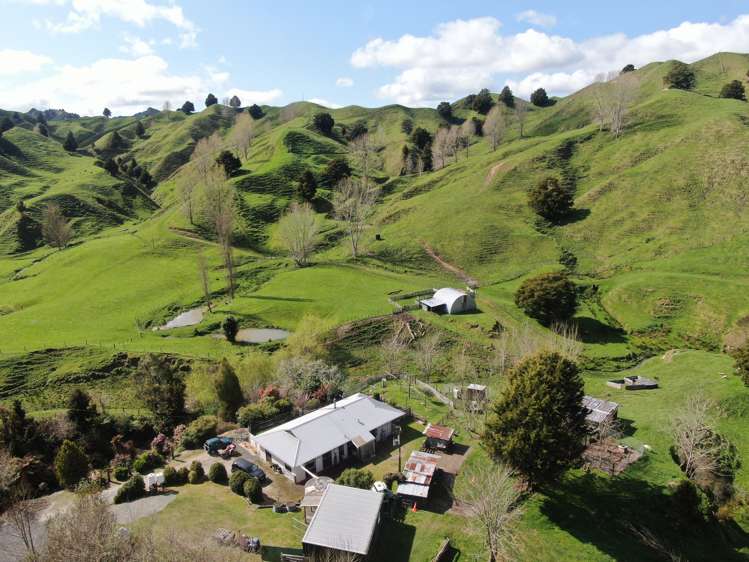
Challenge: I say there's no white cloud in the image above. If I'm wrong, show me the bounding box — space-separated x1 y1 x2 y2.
308 98 343 109
352 14 749 105
0 49 53 76
0 55 236 115
119 34 155 57
41 0 198 46
516 10 557 28
335 77 354 87
224 88 284 106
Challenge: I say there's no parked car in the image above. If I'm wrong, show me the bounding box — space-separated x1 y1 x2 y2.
204 437 233 455
231 458 267 482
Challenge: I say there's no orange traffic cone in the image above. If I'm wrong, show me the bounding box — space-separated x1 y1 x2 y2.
412 502 418 513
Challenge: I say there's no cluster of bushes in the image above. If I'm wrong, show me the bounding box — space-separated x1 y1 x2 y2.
229 470 262 503
132 450 165 475
179 416 218 449
336 468 374 490
208 462 228 484
114 475 145 504
237 397 292 430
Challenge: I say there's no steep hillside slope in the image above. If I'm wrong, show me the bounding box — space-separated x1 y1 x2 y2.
0 127 154 254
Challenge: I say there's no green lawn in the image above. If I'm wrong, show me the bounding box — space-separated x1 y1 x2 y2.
130 482 305 562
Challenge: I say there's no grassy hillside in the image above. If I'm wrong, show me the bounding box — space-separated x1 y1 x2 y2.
0 127 154 254
2 51 749 562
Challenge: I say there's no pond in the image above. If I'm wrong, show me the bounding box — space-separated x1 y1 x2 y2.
154 306 206 330
234 328 290 343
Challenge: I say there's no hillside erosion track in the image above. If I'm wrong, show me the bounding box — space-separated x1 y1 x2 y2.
421 241 478 288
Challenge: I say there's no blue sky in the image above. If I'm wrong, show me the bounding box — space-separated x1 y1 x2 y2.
2 0 749 115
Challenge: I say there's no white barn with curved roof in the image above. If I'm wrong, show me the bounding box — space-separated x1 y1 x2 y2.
419 287 476 315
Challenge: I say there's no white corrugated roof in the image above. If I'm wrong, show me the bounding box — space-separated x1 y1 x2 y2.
302 483 384 555
432 288 468 307
252 393 404 468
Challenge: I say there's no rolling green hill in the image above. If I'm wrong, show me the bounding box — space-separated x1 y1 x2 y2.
2 51 749 561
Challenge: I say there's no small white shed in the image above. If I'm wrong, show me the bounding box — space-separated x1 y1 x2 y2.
419 288 476 315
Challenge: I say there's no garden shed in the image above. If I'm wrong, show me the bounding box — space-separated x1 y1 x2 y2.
302 483 384 560
583 395 619 427
419 288 476 315
424 424 455 450
396 451 441 502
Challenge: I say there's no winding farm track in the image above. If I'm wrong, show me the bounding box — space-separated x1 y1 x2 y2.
421 241 478 288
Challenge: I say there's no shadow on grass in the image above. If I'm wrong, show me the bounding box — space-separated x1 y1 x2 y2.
371 516 417 562
575 316 628 345
557 207 591 226
242 295 314 303
539 472 749 562
261 545 303 562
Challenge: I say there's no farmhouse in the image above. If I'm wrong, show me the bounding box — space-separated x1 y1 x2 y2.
249 393 404 484
419 287 476 314
583 395 619 427
302 483 384 560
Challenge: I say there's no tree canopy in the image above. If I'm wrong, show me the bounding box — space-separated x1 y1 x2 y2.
181 101 195 115
248 104 264 119
621 64 636 74
499 86 515 108
482 351 588 488
205 93 218 107
322 158 351 187
472 88 494 114
437 101 452 120
719 80 746 101
216 149 241 176
229 95 241 108
663 61 696 90
102 108 111 118
297 170 317 201
54 440 89 489
313 112 334 135
214 359 243 421
62 131 78 152
527 176 574 222
139 355 186 431
530 88 552 107
515 272 578 326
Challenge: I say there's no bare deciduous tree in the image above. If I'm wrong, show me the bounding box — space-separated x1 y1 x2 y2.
459 119 475 157
332 177 378 258
3 488 45 558
415 332 441 406
199 162 236 298
485 105 506 151
672 394 732 481
229 112 253 160
462 463 524 562
432 127 450 170
177 169 197 224
42 202 73 249
197 252 212 312
382 331 407 378
277 202 320 267
348 131 381 190
592 71 639 138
